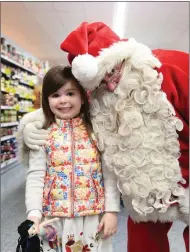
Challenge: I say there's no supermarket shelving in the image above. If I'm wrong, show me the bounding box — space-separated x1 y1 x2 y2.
1 105 15 110
1 50 38 172
1 135 16 142
1 55 36 75
1 122 19 127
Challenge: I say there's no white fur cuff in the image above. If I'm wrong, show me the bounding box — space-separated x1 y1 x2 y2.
179 187 189 225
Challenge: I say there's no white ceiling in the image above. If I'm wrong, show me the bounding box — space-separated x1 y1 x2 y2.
1 1 189 66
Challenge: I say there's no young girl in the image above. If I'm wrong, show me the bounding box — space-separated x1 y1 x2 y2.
25 65 120 252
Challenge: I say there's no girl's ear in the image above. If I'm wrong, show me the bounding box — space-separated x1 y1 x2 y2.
81 99 84 105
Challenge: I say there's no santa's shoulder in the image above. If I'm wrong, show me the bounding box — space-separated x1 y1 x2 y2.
152 49 188 76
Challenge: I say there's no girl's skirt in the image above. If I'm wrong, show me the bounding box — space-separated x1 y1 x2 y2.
41 214 113 252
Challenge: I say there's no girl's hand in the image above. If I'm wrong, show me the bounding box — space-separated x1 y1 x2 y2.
97 212 118 239
27 216 41 236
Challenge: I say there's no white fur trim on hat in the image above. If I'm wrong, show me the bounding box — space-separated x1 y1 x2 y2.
77 38 162 92
72 54 98 89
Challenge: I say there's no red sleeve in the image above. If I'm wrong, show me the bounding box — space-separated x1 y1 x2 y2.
153 49 189 186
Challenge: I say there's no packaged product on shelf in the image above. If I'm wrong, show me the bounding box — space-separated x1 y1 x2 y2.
0 126 17 137
12 68 21 80
7 44 12 58
1 139 17 163
19 71 37 87
0 128 5 137
1 63 6 74
4 111 10 122
16 85 24 97
1 37 7 55
18 100 33 112
1 111 5 123
3 111 8 122
17 85 34 99
4 79 10 90
12 47 16 60
17 51 25 66
2 111 6 123
1 78 17 94
1 110 17 123
1 77 5 90
1 63 11 78
4 93 17 106
0 91 5 105
11 110 17 122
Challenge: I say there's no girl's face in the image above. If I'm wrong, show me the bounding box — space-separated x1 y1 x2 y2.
48 80 83 120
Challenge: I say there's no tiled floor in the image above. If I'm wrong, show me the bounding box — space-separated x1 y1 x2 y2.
1 163 187 252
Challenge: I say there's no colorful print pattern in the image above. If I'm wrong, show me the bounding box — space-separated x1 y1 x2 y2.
43 117 105 218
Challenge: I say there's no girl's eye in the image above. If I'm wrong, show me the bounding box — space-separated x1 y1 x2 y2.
51 93 59 98
67 92 74 96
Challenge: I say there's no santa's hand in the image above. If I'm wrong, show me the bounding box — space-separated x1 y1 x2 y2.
97 212 118 239
23 121 48 150
18 108 44 132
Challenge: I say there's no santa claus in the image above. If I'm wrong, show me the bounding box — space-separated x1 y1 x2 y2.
18 22 189 252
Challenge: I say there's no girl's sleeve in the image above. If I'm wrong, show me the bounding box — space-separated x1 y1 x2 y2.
102 160 121 212
25 147 46 219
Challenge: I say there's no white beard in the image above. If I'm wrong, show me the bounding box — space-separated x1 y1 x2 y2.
90 59 187 223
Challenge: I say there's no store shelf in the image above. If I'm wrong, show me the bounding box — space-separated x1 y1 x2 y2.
1 89 16 94
1 43 42 174
2 75 34 90
19 81 34 88
1 158 17 169
1 55 36 75
18 110 28 113
1 135 16 142
18 96 35 101
1 105 15 110
1 91 35 101
1 122 19 127
1 71 11 78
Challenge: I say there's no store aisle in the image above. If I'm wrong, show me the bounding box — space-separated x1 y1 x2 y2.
1 163 187 252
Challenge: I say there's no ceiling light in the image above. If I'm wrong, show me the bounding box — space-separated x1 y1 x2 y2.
112 2 127 38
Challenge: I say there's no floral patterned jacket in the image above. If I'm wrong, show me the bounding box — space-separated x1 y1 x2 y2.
42 117 105 218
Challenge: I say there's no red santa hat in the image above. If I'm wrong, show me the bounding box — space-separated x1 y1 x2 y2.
60 22 121 63
60 21 160 90
60 22 126 89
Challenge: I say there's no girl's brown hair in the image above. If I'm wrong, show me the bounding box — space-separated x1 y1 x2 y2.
42 65 92 131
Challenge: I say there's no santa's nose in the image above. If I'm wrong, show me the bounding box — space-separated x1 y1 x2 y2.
107 82 117 91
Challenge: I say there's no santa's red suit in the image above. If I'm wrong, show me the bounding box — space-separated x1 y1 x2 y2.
18 22 189 252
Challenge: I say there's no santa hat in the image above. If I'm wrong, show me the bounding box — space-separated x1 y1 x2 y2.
60 22 124 90
61 22 121 63
60 22 160 90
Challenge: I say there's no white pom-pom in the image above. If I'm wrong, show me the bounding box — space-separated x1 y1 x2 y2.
72 54 98 83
